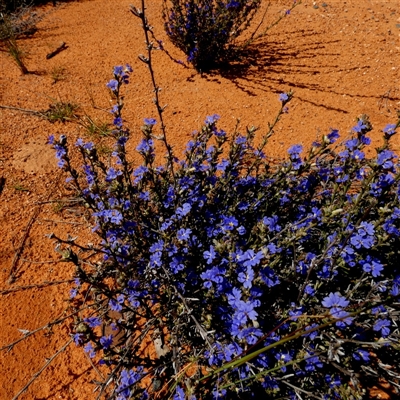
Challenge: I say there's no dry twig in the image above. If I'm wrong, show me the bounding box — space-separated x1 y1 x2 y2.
12 338 73 400
0 279 73 295
8 205 41 283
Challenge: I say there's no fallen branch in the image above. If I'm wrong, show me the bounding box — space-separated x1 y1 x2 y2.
12 338 73 400
0 305 91 352
0 279 73 295
0 104 44 116
46 41 67 59
8 172 64 283
8 205 41 284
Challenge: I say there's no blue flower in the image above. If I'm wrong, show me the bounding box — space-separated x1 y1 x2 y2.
304 284 315 296
327 128 340 143
391 284 399 297
203 245 216 264
303 323 319 340
177 228 192 241
173 386 185 400
106 79 118 91
201 266 225 288
170 256 185 274
116 368 143 399
345 138 358 151
235 135 247 145
360 134 371 145
358 221 375 236
109 294 124 312
262 216 281 232
113 117 123 128
240 249 264 268
238 327 263 344
234 299 258 323
113 65 124 76
350 233 374 249
136 139 154 154
83 141 94 151
106 167 122 182
352 120 367 133
237 225 246 235
352 149 365 160
73 333 83 345
330 308 353 327
144 118 156 126
383 123 396 136
221 215 238 232
377 150 395 169
138 191 149 201
205 114 220 125
359 256 384 277
275 352 293 372
133 165 148 183
305 354 323 371
279 93 289 102
100 334 113 350
353 349 370 362
150 251 162 268
226 1 240 9
238 266 255 289
325 374 341 388
373 319 391 337
288 144 303 155
260 266 280 287
70 287 79 298
84 342 96 358
262 376 279 390
321 292 349 309
211 388 226 398
176 203 191 218
84 316 102 328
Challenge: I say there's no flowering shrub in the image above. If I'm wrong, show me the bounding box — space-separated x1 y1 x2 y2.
49 61 400 399
162 0 299 71
162 0 261 70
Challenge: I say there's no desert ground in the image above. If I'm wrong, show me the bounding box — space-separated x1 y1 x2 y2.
0 0 399 398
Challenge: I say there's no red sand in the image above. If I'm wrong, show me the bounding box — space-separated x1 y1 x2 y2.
0 0 399 398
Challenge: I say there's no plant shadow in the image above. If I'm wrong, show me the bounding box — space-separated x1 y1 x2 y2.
194 28 399 113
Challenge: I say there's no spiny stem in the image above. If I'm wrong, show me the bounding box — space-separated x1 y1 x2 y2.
12 338 73 400
281 380 324 400
0 307 87 352
131 1 176 183
0 279 73 295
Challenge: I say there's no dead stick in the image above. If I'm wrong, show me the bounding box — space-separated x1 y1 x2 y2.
8 172 63 283
33 198 82 205
0 279 73 295
1 312 67 352
0 306 90 352
46 42 67 59
8 206 41 284
0 104 44 116
12 338 73 400
37 218 87 225
19 258 61 264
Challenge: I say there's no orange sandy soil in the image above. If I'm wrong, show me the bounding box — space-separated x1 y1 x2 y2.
0 0 399 398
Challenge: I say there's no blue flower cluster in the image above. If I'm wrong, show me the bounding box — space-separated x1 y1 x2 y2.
50 67 400 399
162 0 262 70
